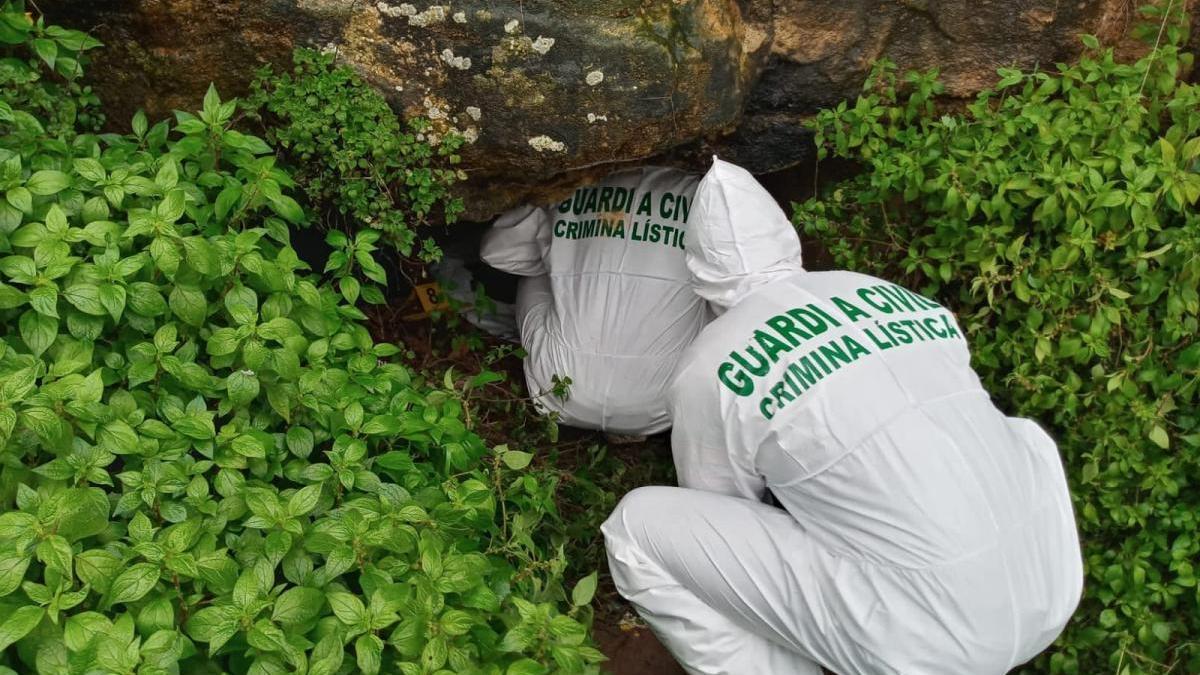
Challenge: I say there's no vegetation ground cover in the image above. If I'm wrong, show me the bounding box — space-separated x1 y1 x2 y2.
1 1 1198 674
794 3 1199 672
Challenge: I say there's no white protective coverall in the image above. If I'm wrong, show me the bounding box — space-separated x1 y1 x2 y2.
602 158 1083 674
480 167 708 434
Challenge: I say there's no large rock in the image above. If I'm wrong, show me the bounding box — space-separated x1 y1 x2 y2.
714 0 1148 174
44 0 1144 218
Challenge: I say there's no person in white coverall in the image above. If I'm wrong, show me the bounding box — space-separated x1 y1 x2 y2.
602 158 1083 674
481 166 708 435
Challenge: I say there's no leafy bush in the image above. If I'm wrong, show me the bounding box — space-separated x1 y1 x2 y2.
0 7 103 137
0 5 602 674
796 5 1199 673
247 48 465 264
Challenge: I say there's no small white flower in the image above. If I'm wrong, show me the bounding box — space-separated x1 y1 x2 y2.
531 36 555 55
504 19 520 34
453 11 467 23
585 70 604 86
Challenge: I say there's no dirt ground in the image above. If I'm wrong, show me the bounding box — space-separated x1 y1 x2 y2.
594 622 686 675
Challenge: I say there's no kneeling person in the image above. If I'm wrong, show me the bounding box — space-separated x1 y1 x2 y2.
481 167 708 435
602 158 1083 674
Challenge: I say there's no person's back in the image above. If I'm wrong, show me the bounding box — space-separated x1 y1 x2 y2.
673 270 1082 668
603 158 1082 674
481 166 707 434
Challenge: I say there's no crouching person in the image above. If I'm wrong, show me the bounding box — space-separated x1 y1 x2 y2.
602 158 1083 674
481 167 708 436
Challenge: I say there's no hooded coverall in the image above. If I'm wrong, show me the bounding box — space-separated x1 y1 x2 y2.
481 167 708 435
602 158 1083 674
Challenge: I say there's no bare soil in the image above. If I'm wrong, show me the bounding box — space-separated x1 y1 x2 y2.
594 622 686 675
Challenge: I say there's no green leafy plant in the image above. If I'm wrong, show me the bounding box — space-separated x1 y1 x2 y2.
0 5 602 674
246 48 465 263
796 4 1198 673
0 4 103 137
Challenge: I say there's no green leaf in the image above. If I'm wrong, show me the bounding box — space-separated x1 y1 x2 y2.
98 284 127 321
272 586 325 625
64 611 112 652
6 186 31 213
128 282 167 316
270 195 305 224
74 157 106 182
287 484 322 517
202 84 221 122
0 282 26 309
225 285 258 325
233 568 261 607
132 110 148 137
421 635 448 671
76 550 123 594
1149 425 1170 449
439 609 473 636
505 658 549 675
502 449 534 471
227 370 260 407
35 535 73 577
98 420 140 455
327 591 367 626
169 285 208 327
32 37 57 66
0 553 31 596
0 605 44 652
186 605 240 654
286 427 314 458
108 562 160 605
63 283 107 316
28 285 58 318
309 634 345 675
356 633 383 675
205 328 240 358
26 170 70 196
19 310 57 356
0 512 35 540
571 570 598 607
215 184 242 221
57 488 110 541
155 159 179 191
339 275 360 305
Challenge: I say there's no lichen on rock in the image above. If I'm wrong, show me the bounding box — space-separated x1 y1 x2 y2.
43 0 1148 219
528 135 566 153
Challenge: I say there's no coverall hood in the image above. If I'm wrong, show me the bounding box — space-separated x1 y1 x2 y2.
687 157 804 313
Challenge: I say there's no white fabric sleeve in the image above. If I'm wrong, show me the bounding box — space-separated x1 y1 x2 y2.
479 204 551 277
670 370 767 502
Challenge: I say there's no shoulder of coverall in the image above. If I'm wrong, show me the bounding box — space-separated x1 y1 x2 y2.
669 285 787 409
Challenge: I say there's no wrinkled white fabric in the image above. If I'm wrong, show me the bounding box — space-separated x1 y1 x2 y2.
481 167 708 434
603 157 1083 674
